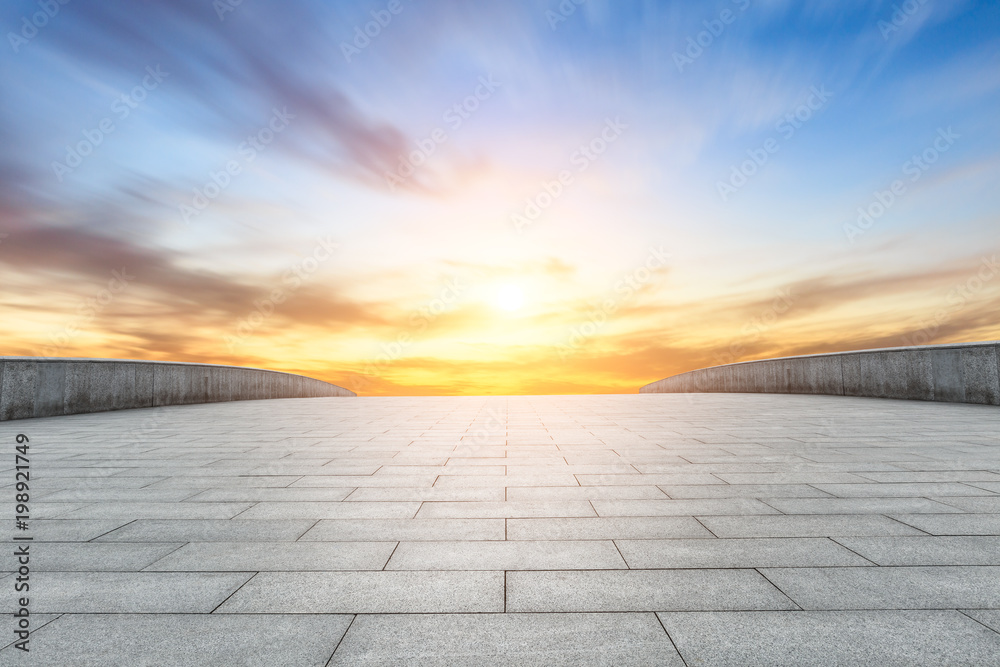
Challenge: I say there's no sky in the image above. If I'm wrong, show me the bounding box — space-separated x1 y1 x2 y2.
1 0 999 396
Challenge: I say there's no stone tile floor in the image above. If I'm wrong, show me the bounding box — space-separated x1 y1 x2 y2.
1 393 999 665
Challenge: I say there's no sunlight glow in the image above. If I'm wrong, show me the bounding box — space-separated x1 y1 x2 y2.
495 284 525 312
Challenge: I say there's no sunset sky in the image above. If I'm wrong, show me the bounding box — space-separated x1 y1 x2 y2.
1 0 999 395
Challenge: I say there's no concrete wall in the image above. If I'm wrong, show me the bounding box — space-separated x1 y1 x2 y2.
0 357 355 421
640 341 1000 406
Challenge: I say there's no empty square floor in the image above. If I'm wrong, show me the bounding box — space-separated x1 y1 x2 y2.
2 393 1000 665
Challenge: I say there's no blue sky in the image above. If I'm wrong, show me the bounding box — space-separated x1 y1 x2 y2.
1 0 998 394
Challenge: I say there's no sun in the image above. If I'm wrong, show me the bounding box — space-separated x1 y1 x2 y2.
494 284 524 312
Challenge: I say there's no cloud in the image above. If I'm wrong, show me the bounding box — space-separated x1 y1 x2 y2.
13 0 422 193
0 222 384 335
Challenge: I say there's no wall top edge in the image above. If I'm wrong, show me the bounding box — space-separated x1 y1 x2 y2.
640 340 1000 389
0 356 335 381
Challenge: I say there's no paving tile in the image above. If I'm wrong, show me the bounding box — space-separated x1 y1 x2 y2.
36 488 200 502
762 566 1000 609
307 463 384 475
374 465 459 475
25 542 184 571
415 501 596 519
31 468 133 479
592 498 780 517
24 503 91 518
753 462 912 473
19 477 168 490
290 475 440 487
95 519 316 542
510 464 642 474
891 460 1000 471
217 571 503 613
385 540 627 570
24 519 134 542
112 467 259 478
0 614 353 666
182 487 355 502
60 502 254 520
760 497 961 514
928 495 1000 512
576 474 725 486
616 537 873 568
505 486 668 501
145 541 397 571
0 614 61 652
433 474 581 487
328 613 684 666
236 501 421 519
298 518 505 541
967 481 1000 493
857 471 1000 483
962 609 1000 634
713 472 872 484
810 482 998 498
344 487 506 502
659 484 832 499
889 514 1000 535
634 463 766 473
833 536 1000 566
507 517 714 540
30 572 253 613
699 515 926 537
445 457 509 466
507 569 796 612
411 464 505 475
658 611 1000 667
147 476 303 488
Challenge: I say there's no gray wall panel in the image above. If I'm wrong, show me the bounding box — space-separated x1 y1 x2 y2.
640 342 1000 406
0 358 355 421
1 362 38 421
962 345 1000 405
34 362 66 417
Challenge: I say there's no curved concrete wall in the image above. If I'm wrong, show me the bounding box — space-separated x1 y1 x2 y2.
0 357 355 421
640 341 1000 406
